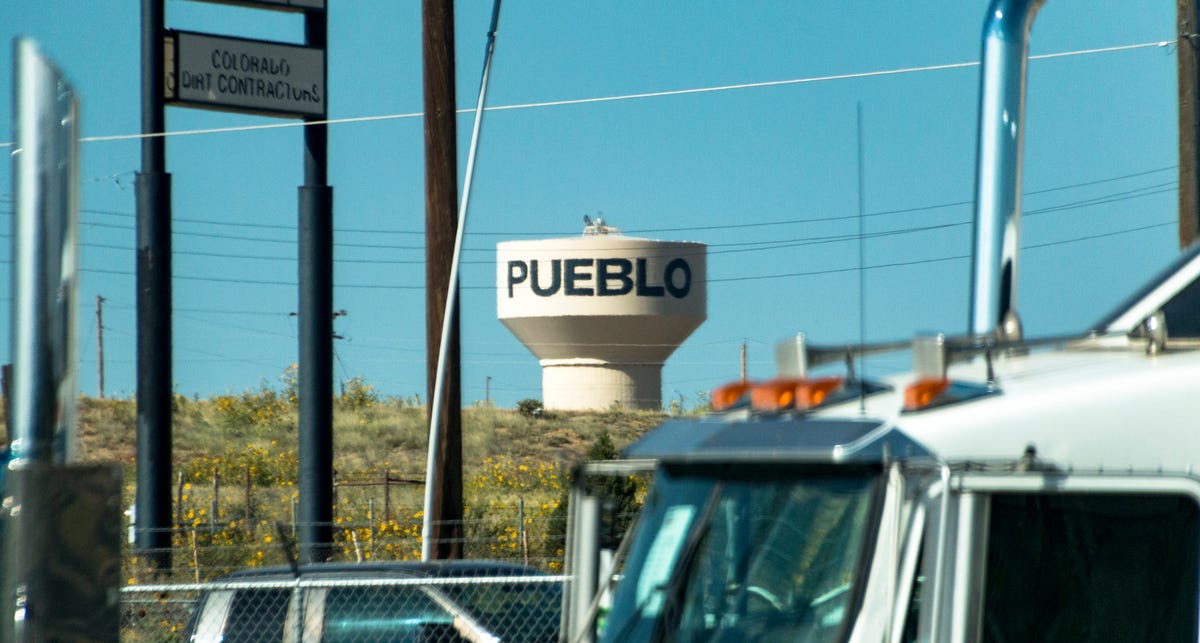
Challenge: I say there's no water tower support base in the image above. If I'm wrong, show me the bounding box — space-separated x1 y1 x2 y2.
541 361 662 411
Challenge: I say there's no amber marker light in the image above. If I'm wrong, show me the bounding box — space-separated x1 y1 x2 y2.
904 377 951 411
749 376 847 412
711 381 753 411
794 376 845 410
746 378 810 411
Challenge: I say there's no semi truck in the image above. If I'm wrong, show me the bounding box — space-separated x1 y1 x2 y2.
561 1 1200 641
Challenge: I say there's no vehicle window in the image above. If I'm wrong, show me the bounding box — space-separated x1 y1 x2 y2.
1092 244 1200 332
601 464 881 643
899 551 924 643
1161 275 1200 337
321 586 463 643
982 493 1199 642
442 581 561 643
224 588 290 643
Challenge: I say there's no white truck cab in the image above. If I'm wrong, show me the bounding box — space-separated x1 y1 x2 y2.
560 0 1200 640
563 244 1200 643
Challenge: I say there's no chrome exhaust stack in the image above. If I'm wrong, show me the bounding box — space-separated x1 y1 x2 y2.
969 0 1045 339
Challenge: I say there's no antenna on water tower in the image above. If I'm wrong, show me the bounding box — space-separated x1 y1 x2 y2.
582 212 617 236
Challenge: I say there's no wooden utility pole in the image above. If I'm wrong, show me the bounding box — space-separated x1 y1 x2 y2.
422 0 464 560
1180 0 1200 248
96 295 105 399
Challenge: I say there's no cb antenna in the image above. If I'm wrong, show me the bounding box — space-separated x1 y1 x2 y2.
856 102 868 413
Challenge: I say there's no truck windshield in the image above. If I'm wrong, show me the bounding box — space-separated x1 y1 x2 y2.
601 464 882 643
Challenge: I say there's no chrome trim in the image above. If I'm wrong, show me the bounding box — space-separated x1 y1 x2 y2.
10 39 80 465
969 0 1045 338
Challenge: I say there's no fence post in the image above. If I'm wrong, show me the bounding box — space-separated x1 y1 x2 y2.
383 469 391 524
368 497 375 561
190 528 200 583
175 471 184 529
291 584 304 643
519 497 528 566
244 464 253 534
211 470 219 533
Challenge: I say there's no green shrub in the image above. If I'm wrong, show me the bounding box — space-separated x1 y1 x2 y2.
213 382 291 431
338 376 378 412
516 398 544 418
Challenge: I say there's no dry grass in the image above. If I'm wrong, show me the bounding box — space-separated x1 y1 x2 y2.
4 383 683 580
67 391 668 478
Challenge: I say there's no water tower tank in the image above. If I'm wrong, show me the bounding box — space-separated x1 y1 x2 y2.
497 220 706 411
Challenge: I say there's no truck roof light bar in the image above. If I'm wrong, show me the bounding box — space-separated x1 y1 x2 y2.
906 333 1007 411
711 381 753 411
913 334 949 380
775 333 909 379
748 376 846 413
710 375 889 414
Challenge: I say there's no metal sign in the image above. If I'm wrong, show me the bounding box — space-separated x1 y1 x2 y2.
11 38 80 465
164 30 326 119
189 0 325 12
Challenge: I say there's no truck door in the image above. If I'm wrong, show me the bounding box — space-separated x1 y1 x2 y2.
911 475 1200 642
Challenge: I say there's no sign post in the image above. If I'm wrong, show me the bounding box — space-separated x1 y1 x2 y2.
137 0 332 569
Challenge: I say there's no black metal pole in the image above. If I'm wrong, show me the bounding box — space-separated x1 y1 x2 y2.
298 8 334 564
136 0 173 571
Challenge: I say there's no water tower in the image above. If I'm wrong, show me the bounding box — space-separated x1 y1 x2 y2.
497 219 707 411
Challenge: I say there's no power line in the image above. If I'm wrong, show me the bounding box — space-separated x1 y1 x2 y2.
4 164 1174 237
173 343 290 371
74 218 1172 290
0 40 1171 150
174 311 298 341
1023 185 1176 216
3 171 1178 294
1 170 1176 263
1023 221 1173 249
102 299 288 317
68 178 1175 288
705 220 1173 285
626 166 1178 234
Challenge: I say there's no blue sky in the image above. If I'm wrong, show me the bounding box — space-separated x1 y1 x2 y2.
0 1 1184 410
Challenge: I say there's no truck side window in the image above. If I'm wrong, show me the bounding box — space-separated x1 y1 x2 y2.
982 493 1199 642
1161 275 1200 338
899 552 923 643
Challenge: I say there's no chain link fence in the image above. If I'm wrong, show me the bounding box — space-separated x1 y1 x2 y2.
117 514 643 641
141 463 574 578
117 516 584 642
116 458 646 639
123 569 565 642
123 517 571 582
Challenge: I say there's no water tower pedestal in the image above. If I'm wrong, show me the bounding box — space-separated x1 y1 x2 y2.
541 360 661 411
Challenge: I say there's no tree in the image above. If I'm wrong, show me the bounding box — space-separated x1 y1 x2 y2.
545 430 642 561
516 398 543 418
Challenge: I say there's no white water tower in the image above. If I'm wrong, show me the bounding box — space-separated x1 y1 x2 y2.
497 219 707 411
